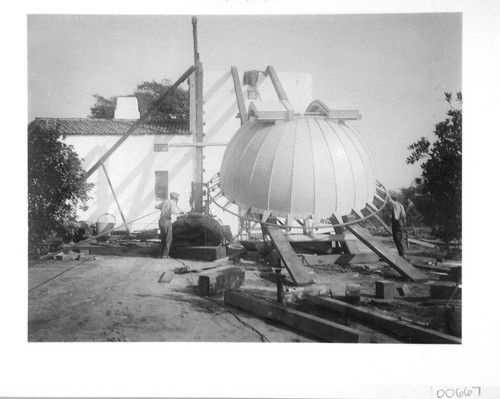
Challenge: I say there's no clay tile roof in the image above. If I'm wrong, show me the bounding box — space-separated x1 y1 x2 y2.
29 118 190 136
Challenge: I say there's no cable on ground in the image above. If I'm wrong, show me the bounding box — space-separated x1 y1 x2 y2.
28 259 91 293
173 258 270 342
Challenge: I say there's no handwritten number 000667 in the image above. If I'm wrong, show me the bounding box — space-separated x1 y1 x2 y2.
435 387 481 398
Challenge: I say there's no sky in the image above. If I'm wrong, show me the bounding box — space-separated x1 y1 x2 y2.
28 13 462 191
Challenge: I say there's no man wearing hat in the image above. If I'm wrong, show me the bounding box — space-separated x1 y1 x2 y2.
155 192 183 258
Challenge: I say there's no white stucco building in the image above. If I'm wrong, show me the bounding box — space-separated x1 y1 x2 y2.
30 69 313 236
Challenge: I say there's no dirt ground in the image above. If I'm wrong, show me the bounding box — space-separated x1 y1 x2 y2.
28 237 460 342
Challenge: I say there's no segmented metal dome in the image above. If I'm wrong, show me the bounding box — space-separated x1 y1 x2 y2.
219 106 376 220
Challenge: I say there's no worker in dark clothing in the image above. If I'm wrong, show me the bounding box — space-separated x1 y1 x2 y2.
155 192 183 258
388 195 408 259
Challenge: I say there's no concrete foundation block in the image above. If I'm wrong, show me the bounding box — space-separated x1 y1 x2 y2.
345 284 361 305
376 280 396 300
198 266 245 296
449 266 462 283
398 284 412 297
430 283 462 299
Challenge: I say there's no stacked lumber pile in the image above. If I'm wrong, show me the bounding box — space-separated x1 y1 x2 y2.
172 213 233 248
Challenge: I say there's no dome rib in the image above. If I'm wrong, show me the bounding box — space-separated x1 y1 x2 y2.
306 118 316 215
315 118 338 210
327 119 356 212
266 122 287 211
335 120 369 208
346 121 377 191
289 118 299 214
221 120 256 193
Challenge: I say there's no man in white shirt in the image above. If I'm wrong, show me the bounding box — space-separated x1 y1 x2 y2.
155 192 182 258
388 195 408 259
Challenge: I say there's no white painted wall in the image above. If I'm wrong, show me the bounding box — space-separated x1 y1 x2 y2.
67 69 313 236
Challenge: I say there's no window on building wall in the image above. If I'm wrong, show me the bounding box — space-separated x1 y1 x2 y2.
155 171 168 201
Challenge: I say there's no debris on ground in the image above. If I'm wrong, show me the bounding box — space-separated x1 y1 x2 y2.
29 234 462 342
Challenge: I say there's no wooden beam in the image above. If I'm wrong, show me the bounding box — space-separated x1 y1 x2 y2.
408 238 437 249
170 246 227 262
302 253 380 266
266 225 314 286
231 66 248 124
304 295 461 344
101 163 130 233
225 290 370 343
247 101 293 121
86 65 197 177
346 224 426 281
265 66 290 102
286 233 355 242
330 214 360 254
305 100 361 120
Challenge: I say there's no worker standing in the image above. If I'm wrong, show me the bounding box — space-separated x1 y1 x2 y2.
155 192 183 259
388 195 408 260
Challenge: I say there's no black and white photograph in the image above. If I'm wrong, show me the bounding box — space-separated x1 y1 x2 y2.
2 0 500 397
27 12 462 343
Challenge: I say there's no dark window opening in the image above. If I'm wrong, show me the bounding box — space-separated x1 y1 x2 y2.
155 171 168 201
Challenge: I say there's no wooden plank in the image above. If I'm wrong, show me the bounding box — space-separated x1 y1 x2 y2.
304 294 461 344
266 225 314 286
346 224 426 281
287 233 355 242
408 238 436 248
231 66 248 124
241 233 356 244
305 100 361 120
224 290 370 343
302 253 380 266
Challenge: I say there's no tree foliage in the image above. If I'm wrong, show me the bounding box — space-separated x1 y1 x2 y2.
28 124 94 256
88 80 189 120
89 95 117 119
406 92 462 241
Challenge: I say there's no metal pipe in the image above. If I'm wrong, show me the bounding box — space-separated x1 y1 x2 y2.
102 163 130 233
206 178 390 230
168 142 228 148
